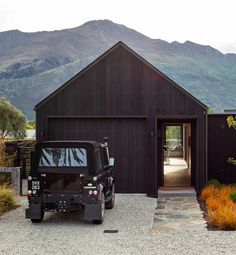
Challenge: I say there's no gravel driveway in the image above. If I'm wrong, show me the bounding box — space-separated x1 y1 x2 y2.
0 195 236 255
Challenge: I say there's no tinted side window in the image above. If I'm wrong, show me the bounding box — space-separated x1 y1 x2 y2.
102 148 109 166
95 150 103 172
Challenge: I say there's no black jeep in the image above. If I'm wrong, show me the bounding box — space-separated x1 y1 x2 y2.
25 138 115 224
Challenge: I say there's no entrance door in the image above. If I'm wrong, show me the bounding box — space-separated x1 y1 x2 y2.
163 124 191 187
157 119 196 188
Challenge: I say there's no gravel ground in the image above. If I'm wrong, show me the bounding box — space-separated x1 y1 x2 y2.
0 195 236 255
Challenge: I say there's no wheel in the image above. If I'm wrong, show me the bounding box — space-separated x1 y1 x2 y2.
105 183 115 209
93 192 105 224
31 211 44 223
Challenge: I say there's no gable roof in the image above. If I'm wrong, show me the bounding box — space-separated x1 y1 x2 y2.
35 41 208 110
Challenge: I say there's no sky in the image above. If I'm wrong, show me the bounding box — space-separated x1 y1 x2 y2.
1 0 236 53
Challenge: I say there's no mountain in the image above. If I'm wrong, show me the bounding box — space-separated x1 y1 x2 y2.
0 19 236 119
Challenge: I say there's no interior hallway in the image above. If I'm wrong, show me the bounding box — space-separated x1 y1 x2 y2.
164 158 190 187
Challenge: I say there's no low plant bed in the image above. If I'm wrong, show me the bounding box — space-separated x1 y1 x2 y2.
0 185 18 217
200 183 236 230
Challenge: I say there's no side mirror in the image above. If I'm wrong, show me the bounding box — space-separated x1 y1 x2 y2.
109 158 115 167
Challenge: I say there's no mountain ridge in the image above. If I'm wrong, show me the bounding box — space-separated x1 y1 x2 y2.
0 19 236 119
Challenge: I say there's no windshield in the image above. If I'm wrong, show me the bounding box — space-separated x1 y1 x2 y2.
39 148 87 167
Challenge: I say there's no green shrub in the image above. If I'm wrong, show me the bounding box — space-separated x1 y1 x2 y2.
230 192 236 203
0 139 15 167
0 185 17 214
208 179 221 188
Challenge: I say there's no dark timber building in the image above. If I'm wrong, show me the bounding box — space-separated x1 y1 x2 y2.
35 42 235 197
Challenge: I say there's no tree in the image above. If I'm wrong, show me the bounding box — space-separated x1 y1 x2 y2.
26 120 36 130
165 126 182 147
0 97 27 139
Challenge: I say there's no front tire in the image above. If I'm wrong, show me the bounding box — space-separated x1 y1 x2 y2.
105 183 115 209
93 192 105 224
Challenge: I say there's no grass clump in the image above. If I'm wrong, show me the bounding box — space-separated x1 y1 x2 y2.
201 185 218 201
0 185 17 215
230 192 236 203
201 184 236 230
208 179 221 188
208 203 236 230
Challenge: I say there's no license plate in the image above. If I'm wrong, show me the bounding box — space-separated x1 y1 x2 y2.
32 181 40 190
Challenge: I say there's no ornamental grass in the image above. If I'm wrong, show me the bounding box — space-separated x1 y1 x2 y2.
201 184 236 230
0 185 17 215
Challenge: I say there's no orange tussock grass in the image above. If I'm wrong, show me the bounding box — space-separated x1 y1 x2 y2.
201 185 218 201
208 203 236 230
206 197 220 211
201 185 236 230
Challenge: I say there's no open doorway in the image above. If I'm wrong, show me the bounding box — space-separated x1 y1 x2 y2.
163 123 191 187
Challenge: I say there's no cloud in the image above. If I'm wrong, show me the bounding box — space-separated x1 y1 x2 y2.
215 42 236 54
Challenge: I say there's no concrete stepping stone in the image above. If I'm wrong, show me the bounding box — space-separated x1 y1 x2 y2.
156 204 166 209
152 189 206 232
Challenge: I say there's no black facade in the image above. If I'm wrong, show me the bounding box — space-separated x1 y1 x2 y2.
35 42 208 197
208 114 236 184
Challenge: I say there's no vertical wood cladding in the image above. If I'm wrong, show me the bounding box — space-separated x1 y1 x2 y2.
47 117 147 193
35 42 207 196
208 114 236 183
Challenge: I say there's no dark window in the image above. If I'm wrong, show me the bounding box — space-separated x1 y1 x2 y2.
95 150 103 171
39 148 87 167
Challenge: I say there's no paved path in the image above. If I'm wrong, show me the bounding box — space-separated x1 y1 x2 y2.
152 196 206 232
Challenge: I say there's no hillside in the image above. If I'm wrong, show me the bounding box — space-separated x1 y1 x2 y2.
0 19 236 119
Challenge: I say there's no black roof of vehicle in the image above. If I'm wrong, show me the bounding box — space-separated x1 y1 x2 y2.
36 140 101 149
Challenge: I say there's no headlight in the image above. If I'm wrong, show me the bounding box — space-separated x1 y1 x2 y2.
28 176 32 181
88 190 93 195
32 190 37 195
28 190 32 194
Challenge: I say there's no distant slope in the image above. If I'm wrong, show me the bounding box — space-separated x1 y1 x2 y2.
0 19 236 119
